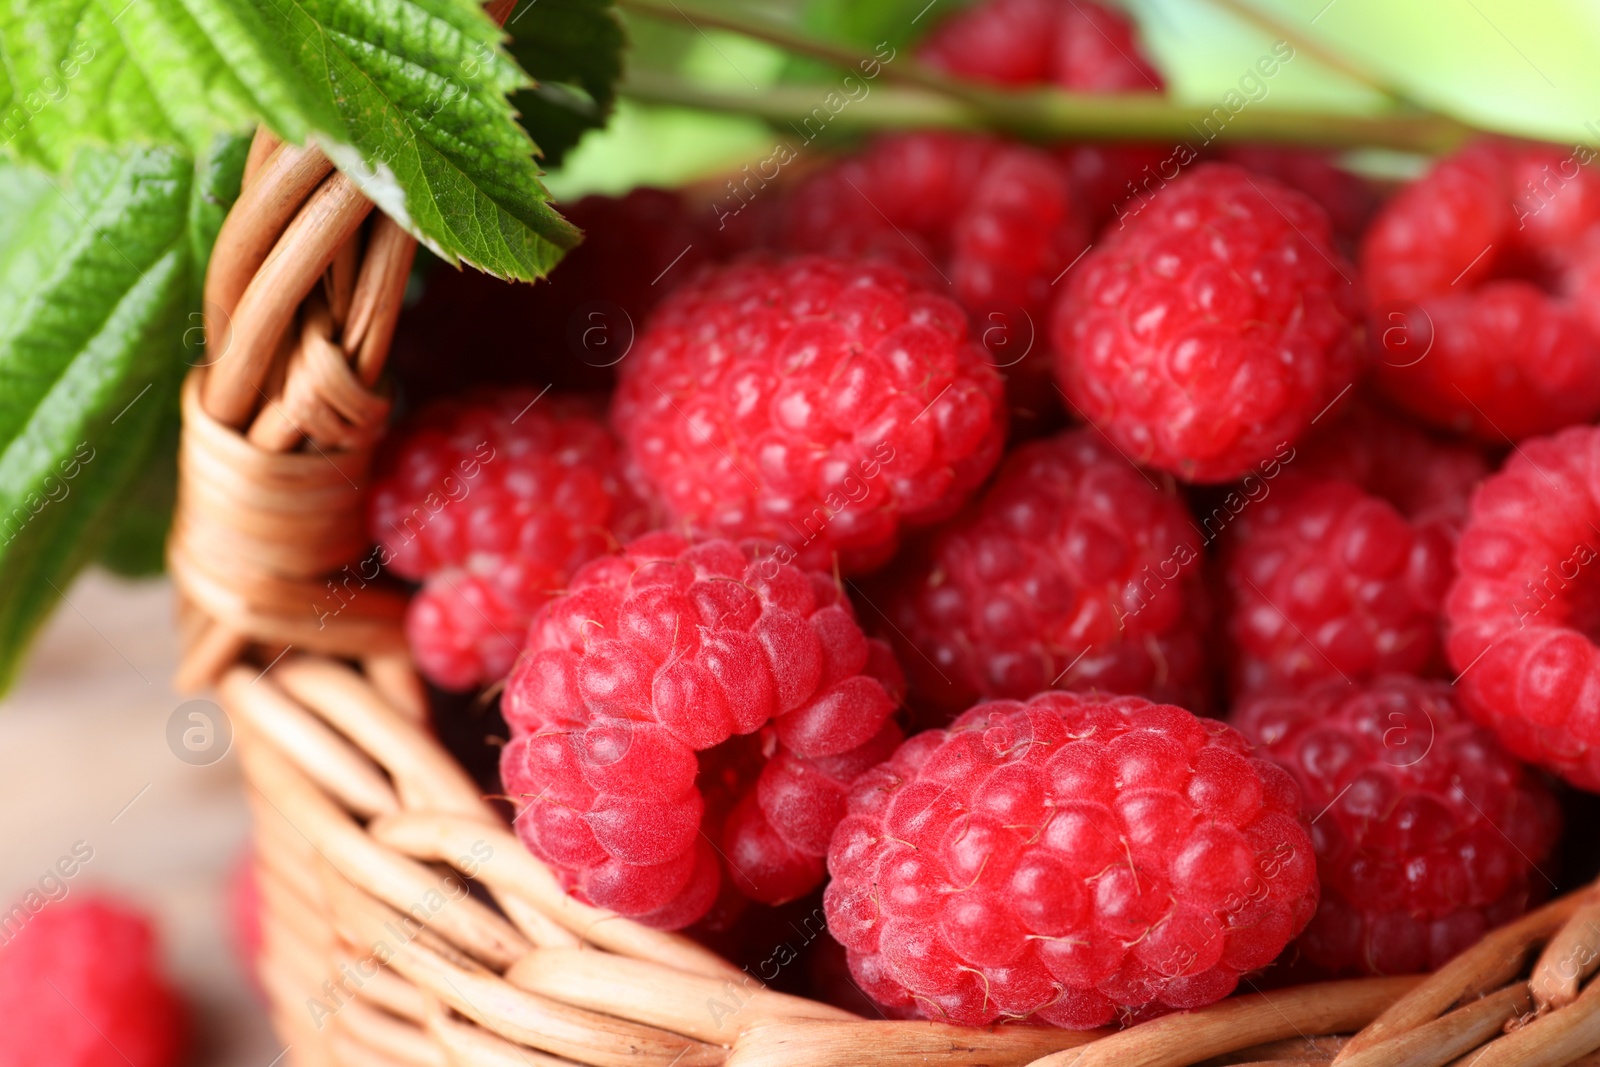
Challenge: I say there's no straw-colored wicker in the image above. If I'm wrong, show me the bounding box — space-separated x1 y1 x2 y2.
170 123 1600 1067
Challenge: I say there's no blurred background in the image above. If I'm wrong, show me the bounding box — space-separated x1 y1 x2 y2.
0 573 278 1063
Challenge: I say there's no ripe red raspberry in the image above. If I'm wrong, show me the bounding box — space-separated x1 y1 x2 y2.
1221 402 1488 695
917 0 1164 93
872 428 1210 723
1053 163 1362 483
499 532 904 926
825 691 1317 1027
722 720 904 906
1235 676 1560 975
1363 139 1600 440
1219 146 1380 248
1446 424 1600 790
611 256 1007 574
0 898 187 1067
1292 398 1490 527
915 0 1168 228
779 135 1085 433
369 392 645 690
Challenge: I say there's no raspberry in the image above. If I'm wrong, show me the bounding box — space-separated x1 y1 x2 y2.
1445 424 1600 789
1363 139 1600 440
1052 163 1362 483
723 720 904 905
872 428 1210 723
611 256 1007 574
915 0 1168 228
1221 402 1488 695
369 392 645 690
778 135 1085 433
1235 676 1560 975
1219 146 1380 248
0 898 187 1067
1292 398 1490 527
824 691 1317 1027
499 531 904 925
916 0 1164 93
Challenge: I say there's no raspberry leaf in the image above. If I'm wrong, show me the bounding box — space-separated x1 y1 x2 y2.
505 0 626 168
0 0 581 281
0 138 245 693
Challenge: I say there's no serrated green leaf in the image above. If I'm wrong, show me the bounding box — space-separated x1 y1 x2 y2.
0 0 580 281
0 139 243 692
505 0 626 167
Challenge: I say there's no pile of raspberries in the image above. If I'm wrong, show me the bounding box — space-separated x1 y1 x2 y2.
363 0 1597 1033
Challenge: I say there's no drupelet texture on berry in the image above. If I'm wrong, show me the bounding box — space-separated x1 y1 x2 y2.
611 256 1007 574
1053 163 1362 483
825 691 1318 1027
1219 146 1380 249
1221 402 1488 696
368 392 644 690
1292 398 1490 527
778 135 1084 432
1363 139 1600 440
916 0 1164 92
1446 424 1600 790
916 0 1169 228
873 428 1210 723
500 531 904 925
0 898 187 1067
1235 676 1560 975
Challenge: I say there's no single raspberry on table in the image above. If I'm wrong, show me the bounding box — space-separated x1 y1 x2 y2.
499 531 905 926
0 898 187 1067
611 256 1007 575
1363 139 1600 440
825 691 1318 1027
1052 163 1362 483
369 392 646 690
1446 424 1600 790
778 135 1084 433
1220 401 1489 695
1235 676 1560 975
871 428 1210 724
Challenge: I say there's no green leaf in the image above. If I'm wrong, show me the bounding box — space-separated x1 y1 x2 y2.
505 0 626 168
0 138 244 692
0 0 580 281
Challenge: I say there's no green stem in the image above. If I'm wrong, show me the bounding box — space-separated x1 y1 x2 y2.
621 71 1475 154
613 0 990 103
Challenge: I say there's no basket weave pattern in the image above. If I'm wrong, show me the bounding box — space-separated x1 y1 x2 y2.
172 127 1600 1067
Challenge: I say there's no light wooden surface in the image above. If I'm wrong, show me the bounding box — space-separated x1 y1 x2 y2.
0 571 281 1065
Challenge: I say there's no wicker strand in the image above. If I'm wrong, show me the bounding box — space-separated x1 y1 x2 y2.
1336 888 1597 1061
1025 978 1420 1067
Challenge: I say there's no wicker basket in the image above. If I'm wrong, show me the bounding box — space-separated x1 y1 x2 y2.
168 125 1600 1067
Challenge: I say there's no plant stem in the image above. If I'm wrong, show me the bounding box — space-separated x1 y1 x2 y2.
620 71 1475 154
613 0 989 103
